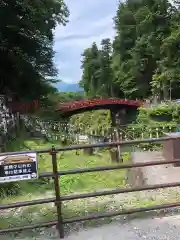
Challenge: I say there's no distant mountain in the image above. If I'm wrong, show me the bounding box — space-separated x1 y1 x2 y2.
57 82 83 92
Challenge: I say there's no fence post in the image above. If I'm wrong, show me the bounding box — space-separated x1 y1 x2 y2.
51 146 64 239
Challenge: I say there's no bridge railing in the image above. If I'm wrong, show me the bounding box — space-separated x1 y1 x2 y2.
1 136 180 238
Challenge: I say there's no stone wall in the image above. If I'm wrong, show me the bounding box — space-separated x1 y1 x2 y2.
0 95 17 147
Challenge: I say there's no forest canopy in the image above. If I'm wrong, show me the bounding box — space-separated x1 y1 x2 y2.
79 0 180 101
0 0 69 100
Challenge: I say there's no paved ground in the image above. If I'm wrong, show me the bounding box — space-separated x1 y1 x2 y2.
64 215 180 240
7 214 180 240
63 151 180 240
132 151 180 185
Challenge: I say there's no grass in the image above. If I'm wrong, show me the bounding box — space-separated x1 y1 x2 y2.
2 137 180 239
0 137 131 236
2 188 180 239
1 138 130 199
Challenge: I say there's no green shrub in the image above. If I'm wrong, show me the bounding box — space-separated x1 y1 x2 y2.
127 103 180 141
0 182 20 197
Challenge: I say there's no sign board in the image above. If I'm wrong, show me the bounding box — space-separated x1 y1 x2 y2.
0 153 38 183
78 135 89 142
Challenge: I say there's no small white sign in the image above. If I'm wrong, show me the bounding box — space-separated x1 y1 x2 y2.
0 153 38 183
78 135 89 142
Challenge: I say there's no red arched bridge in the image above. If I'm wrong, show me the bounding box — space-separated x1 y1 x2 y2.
56 98 143 117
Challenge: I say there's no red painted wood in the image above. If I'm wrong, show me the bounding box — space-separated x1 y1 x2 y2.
56 98 143 113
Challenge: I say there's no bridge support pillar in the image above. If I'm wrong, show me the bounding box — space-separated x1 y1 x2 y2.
110 110 116 127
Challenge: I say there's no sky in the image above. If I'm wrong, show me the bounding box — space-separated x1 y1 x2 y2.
54 0 118 86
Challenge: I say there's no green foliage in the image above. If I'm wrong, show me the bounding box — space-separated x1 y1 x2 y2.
57 92 85 102
0 0 69 100
0 182 20 198
147 103 180 122
69 103 180 142
79 39 120 98
0 138 129 198
0 136 55 197
148 104 174 122
37 91 85 120
149 104 173 117
70 110 111 133
126 103 180 143
80 0 180 100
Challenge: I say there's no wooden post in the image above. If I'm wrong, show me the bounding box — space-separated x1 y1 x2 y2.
51 147 64 238
115 129 121 162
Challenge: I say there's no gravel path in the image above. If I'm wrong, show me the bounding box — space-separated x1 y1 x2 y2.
3 151 180 240
12 213 180 240
132 151 180 185
64 215 180 240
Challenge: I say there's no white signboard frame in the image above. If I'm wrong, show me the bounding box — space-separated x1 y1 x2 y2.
0 152 38 183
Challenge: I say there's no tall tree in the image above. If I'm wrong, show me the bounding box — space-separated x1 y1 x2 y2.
99 38 113 96
79 42 101 97
80 0 180 101
112 1 137 98
151 0 180 99
113 0 176 99
0 0 69 100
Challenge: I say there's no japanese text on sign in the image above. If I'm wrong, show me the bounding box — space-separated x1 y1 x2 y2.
0 153 38 183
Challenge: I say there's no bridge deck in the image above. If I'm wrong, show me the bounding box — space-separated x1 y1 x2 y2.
56 98 143 117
